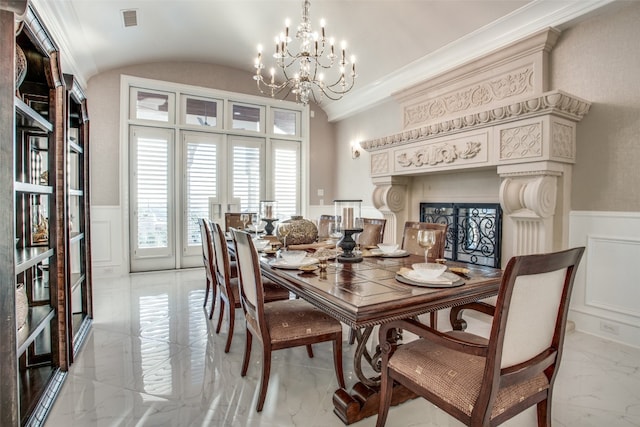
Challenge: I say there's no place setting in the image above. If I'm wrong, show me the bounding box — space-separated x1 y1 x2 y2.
395 262 465 288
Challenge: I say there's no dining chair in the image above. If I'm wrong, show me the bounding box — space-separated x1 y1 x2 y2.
210 222 289 352
358 217 387 248
317 214 339 240
375 247 585 427
225 212 255 232
232 229 346 412
400 221 448 260
198 218 217 314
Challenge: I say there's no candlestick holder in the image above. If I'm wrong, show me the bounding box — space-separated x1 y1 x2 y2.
263 218 278 235
260 200 278 235
334 199 363 263
337 228 363 263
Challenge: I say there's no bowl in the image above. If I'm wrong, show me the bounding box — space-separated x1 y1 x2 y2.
377 243 399 254
412 263 447 280
280 250 307 265
253 239 270 251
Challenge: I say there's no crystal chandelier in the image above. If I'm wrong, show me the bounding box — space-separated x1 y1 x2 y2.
253 0 357 105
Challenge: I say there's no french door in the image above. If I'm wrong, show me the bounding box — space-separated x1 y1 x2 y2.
130 128 274 271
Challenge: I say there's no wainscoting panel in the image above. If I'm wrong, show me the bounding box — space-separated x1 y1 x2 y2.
569 211 640 349
91 206 127 277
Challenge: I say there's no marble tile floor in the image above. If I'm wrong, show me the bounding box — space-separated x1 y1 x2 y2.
46 268 640 427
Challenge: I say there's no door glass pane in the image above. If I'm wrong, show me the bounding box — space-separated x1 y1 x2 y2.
273 141 299 218
186 142 218 245
232 144 261 212
273 109 298 135
134 90 170 122
185 98 218 127
232 103 262 131
137 137 169 248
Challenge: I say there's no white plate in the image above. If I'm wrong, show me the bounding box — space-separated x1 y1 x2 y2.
396 270 464 288
269 257 319 269
369 249 409 258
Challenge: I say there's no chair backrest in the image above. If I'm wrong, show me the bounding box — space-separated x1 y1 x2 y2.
210 221 234 298
225 212 255 232
317 214 340 239
401 221 448 259
477 247 584 418
231 229 265 331
358 218 387 247
198 218 215 283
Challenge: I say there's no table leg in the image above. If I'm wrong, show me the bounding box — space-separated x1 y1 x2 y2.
332 325 417 424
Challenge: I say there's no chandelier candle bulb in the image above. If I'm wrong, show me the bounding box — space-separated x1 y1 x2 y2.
252 0 357 104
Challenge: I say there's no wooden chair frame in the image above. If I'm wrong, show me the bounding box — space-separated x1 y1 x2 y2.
376 247 585 427
232 229 346 412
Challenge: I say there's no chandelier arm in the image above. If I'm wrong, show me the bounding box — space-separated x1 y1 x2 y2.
252 0 356 105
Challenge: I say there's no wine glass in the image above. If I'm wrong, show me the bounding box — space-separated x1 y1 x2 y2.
240 213 250 231
328 221 343 243
417 229 437 262
250 213 259 237
278 222 291 251
353 217 364 253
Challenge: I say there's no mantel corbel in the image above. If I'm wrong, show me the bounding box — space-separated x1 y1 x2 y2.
371 176 410 244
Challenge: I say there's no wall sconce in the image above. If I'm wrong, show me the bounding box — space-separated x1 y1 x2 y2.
351 142 361 159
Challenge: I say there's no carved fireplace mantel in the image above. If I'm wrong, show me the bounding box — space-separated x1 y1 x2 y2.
362 28 591 262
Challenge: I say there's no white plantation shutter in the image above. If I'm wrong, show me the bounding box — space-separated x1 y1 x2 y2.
184 135 219 246
230 137 264 213
272 140 300 218
131 126 174 259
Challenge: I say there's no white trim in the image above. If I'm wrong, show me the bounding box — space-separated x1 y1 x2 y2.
323 0 617 121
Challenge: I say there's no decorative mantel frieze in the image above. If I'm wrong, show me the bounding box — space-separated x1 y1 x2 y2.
361 90 590 153
362 28 591 261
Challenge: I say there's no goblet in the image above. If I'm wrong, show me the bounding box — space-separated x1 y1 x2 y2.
278 222 291 251
417 229 437 262
328 222 343 243
240 213 250 230
250 213 259 237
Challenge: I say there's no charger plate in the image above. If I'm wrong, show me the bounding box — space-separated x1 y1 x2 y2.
395 270 465 288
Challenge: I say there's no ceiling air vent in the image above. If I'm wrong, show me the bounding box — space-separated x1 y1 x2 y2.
121 9 138 28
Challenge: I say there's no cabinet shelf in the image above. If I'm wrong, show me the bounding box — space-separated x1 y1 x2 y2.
70 232 84 243
15 97 53 133
15 247 54 275
68 140 83 154
70 273 85 293
17 305 56 357
68 188 83 197
14 181 53 194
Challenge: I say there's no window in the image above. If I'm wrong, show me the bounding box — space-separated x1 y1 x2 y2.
271 140 300 217
126 76 306 271
184 134 219 246
130 88 174 123
132 128 173 254
229 136 264 213
273 108 300 136
231 102 264 132
182 95 221 128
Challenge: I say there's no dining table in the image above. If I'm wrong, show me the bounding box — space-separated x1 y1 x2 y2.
258 249 503 424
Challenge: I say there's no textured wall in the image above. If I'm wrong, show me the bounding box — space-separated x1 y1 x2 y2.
551 1 640 211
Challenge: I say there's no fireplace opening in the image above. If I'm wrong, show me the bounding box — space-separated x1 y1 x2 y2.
420 203 502 268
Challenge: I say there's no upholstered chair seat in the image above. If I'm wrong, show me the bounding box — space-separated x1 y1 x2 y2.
376 247 585 427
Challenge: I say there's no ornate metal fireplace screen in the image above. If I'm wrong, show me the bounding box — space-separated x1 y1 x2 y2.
420 203 502 268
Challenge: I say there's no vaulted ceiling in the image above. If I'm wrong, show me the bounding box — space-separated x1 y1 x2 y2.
32 0 617 121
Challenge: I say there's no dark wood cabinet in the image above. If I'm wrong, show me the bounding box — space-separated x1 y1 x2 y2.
1 2 92 425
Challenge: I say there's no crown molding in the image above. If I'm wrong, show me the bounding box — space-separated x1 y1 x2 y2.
323 0 616 123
